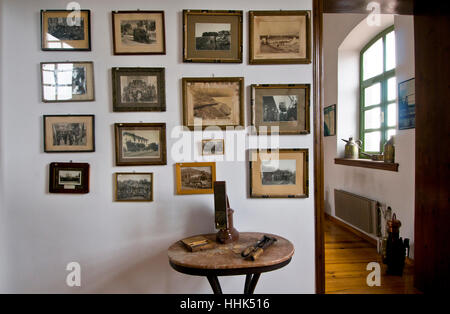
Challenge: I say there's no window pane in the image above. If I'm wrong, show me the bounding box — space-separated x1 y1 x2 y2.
386 31 396 71
388 103 397 127
365 131 381 152
364 83 381 107
387 129 396 141
388 77 397 101
365 107 381 129
363 38 384 80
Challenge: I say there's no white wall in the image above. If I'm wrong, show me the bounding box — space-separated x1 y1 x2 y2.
0 0 315 293
323 14 415 257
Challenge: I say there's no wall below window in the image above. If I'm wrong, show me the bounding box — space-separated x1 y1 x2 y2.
0 0 315 293
323 14 416 257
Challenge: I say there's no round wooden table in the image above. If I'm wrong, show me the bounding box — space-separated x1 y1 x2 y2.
168 232 294 294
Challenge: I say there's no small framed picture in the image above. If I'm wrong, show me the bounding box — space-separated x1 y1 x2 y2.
176 162 216 195
324 104 336 137
249 149 309 198
49 162 90 194
183 10 243 63
202 139 225 156
112 11 166 55
182 77 244 130
112 67 165 112
114 123 167 166
251 84 310 135
398 78 415 130
249 10 311 64
41 10 91 51
115 173 153 202
44 115 95 153
41 62 95 103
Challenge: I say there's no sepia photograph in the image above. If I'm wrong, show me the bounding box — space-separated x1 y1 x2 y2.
112 11 165 55
261 159 296 185
183 10 242 63
263 95 298 122
115 123 166 166
176 162 216 195
249 11 311 64
41 62 95 102
115 173 153 202
44 115 95 153
202 139 224 156
49 162 90 194
121 76 157 103
41 10 91 51
183 77 244 130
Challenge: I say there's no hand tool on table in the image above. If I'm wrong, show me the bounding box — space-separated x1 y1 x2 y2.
241 235 277 261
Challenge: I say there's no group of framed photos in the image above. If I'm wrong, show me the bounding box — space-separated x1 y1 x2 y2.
40 8 311 200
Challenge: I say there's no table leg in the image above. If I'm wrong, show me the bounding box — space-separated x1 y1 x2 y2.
207 275 223 294
244 273 261 294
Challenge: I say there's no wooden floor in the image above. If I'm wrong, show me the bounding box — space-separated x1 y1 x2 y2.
325 217 420 294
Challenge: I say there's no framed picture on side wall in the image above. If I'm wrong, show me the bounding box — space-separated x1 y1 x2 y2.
324 104 336 137
49 162 90 194
398 78 415 130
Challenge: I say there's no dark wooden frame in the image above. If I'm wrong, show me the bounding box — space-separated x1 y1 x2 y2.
49 162 90 194
175 162 216 195
114 172 154 202
43 115 95 153
112 10 166 55
183 10 243 63
40 61 95 103
249 10 312 65
249 149 309 199
114 123 167 166
112 67 166 112
182 77 245 130
251 84 311 135
41 10 92 51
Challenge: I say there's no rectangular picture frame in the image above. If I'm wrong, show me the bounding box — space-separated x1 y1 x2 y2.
202 139 225 156
49 162 90 194
183 10 243 63
41 61 95 103
251 84 310 135
398 78 415 130
41 10 91 51
115 172 153 202
112 10 166 55
112 67 166 112
182 77 244 130
249 10 311 64
324 104 336 137
114 123 167 166
43 115 95 153
249 149 309 198
176 162 216 195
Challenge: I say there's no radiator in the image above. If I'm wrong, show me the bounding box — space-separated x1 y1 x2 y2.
334 189 380 236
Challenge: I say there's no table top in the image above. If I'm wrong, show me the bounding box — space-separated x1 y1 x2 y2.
168 232 294 276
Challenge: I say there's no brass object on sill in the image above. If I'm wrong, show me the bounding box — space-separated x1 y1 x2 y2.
361 152 384 161
342 137 362 159
384 136 395 163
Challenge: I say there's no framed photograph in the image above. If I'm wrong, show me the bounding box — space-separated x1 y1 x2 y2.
41 10 91 51
112 67 165 112
114 123 166 166
182 77 244 130
249 149 309 198
112 11 166 55
115 173 153 202
41 62 95 103
202 139 225 156
49 162 89 194
176 162 216 195
183 10 243 63
251 84 310 135
43 115 95 153
398 78 415 130
324 104 336 137
249 10 311 64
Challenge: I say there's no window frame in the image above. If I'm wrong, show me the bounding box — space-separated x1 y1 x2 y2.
359 25 396 155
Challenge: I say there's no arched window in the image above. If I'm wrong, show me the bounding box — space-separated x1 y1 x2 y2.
360 26 396 154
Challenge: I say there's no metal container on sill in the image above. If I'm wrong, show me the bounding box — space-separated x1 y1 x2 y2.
342 137 362 159
384 136 395 163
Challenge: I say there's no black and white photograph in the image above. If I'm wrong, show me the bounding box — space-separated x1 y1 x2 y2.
120 76 157 103
261 159 297 185
72 66 87 95
121 130 160 159
202 139 224 155
47 17 85 41
115 173 153 202
120 20 156 46
195 23 231 51
58 170 82 186
263 95 298 122
52 122 87 146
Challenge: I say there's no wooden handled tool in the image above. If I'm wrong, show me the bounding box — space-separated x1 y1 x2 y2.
241 235 277 261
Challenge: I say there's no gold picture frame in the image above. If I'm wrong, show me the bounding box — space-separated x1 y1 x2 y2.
115 172 153 202
201 139 225 156
176 162 216 195
249 10 311 64
249 149 309 198
182 77 244 130
183 10 243 63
